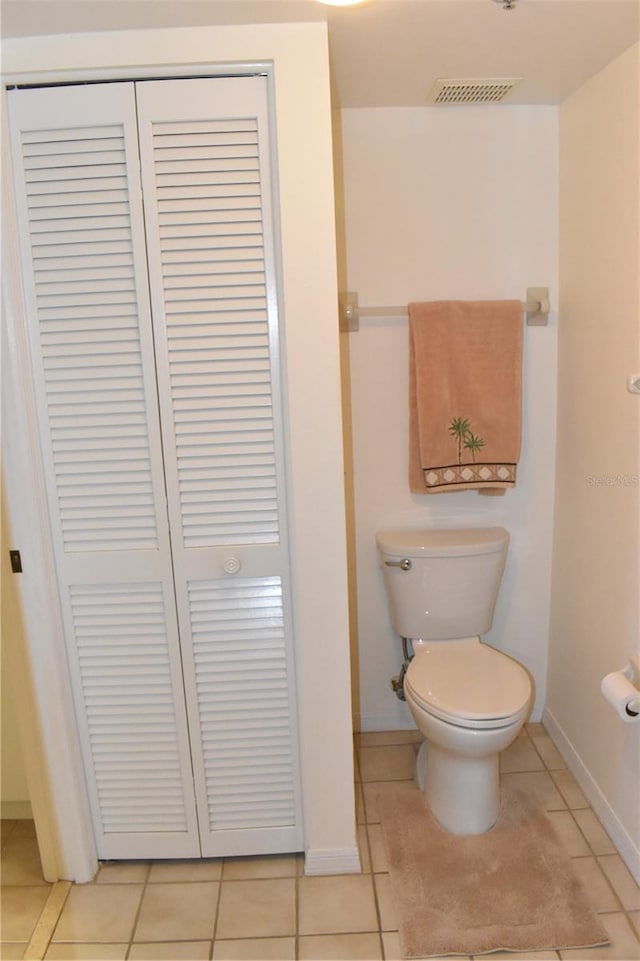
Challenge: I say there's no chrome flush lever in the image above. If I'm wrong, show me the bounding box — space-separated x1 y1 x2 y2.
384 558 412 571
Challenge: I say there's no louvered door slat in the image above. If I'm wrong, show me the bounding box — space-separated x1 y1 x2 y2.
8 82 201 860
16 101 165 552
137 77 302 858
17 116 155 554
188 578 297 833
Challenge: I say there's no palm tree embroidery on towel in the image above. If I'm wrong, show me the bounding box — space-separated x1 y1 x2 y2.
448 417 471 464
448 417 485 464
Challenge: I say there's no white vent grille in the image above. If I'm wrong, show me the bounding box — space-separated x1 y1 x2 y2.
427 78 522 105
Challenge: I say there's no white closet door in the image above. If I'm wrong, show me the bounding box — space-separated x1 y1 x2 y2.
7 84 201 860
136 78 303 856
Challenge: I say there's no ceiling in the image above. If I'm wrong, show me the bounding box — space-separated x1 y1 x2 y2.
1 0 638 106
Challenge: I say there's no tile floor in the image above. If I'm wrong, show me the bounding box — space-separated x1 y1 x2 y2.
1 724 639 961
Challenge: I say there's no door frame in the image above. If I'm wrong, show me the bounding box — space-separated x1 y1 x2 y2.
3 26 360 881
2 59 292 882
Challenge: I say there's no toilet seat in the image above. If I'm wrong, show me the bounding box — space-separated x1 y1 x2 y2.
404 637 531 730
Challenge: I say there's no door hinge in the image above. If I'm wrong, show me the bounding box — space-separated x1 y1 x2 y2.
9 550 23 573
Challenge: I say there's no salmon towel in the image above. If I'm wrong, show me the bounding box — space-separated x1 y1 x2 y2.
409 300 523 494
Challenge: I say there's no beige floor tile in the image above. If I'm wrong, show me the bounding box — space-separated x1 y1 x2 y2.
221 853 300 880
357 824 372 873
0 944 27 960
628 910 640 938
367 823 388 873
572 810 617 856
212 937 295 960
500 735 545 773
530 733 567 770
45 944 128 960
298 874 378 936
362 780 419 823
381 931 401 960
129 942 212 959
1 887 51 942
355 783 366 824
550 770 590 810
559 912 640 959
52 884 143 943
148 859 222 882
0 836 49 886
95 861 150 884
134 881 218 943
525 722 547 737
373 873 399 932
358 745 416 782
597 855 640 911
1 818 17 845
546 811 591 857
500 771 567 811
298 932 383 959
569 858 621 913
7 822 37 841
215 878 295 940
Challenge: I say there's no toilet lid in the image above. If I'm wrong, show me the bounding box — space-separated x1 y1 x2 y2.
405 638 531 729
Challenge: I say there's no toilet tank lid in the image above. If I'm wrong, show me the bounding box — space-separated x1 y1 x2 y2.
376 527 509 558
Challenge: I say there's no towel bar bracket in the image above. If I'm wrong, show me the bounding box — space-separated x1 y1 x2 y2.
341 292 360 332
525 287 551 326
340 289 550 332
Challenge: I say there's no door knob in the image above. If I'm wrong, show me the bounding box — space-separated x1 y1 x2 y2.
223 556 242 575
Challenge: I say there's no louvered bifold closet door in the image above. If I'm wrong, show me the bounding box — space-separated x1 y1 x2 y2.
7 84 201 860
136 78 303 856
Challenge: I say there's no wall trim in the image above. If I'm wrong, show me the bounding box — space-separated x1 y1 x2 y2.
2 59 272 88
304 846 362 876
543 706 640 884
1 801 34 820
356 711 416 733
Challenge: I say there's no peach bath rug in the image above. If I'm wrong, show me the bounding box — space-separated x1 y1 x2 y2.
378 785 608 958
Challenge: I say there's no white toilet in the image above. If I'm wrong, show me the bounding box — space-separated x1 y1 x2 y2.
376 526 532 835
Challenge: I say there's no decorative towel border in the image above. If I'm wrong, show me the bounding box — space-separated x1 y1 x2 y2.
424 462 516 492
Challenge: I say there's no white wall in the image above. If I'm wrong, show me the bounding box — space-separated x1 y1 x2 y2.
2 22 358 877
341 106 559 730
546 43 639 880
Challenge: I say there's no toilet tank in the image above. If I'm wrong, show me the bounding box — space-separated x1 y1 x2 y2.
376 527 509 641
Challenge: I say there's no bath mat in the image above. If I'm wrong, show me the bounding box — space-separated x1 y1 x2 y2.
378 784 609 958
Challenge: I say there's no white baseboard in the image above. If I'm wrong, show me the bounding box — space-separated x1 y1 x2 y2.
543 707 640 884
355 709 417 733
304 846 362 875
1 801 33 820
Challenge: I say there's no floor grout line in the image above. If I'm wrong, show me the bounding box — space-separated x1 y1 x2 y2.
124 861 151 960
2 725 639 960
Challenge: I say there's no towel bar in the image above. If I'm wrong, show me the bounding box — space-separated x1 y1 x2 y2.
341 288 550 332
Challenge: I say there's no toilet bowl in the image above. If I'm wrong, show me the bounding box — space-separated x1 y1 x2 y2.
376 527 533 835
404 638 531 833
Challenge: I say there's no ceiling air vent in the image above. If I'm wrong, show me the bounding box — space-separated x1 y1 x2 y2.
427 77 522 105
